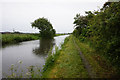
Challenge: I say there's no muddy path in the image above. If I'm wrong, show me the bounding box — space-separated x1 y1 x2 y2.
72 37 96 78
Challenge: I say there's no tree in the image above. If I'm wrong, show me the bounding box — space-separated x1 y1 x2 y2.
74 14 88 29
73 2 120 70
73 13 91 38
31 17 56 38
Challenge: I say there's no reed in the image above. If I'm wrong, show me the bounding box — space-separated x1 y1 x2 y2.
1 34 40 46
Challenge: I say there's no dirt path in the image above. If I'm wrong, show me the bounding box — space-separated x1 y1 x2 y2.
72 37 96 78
43 35 119 78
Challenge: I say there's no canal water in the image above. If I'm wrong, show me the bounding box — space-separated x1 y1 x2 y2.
1 35 69 78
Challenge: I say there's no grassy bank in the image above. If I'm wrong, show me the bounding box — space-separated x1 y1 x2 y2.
55 34 68 36
42 35 119 78
73 36 119 78
1 34 40 46
42 35 89 78
1 33 68 46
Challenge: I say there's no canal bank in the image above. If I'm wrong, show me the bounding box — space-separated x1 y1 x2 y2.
42 35 119 78
42 35 89 78
2 35 68 78
2 35 119 78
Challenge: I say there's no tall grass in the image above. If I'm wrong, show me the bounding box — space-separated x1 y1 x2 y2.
42 37 69 73
4 60 42 78
42 36 89 78
42 46 60 73
1 34 40 46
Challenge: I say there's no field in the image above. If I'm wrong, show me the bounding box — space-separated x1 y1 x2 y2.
1 34 40 46
55 33 70 36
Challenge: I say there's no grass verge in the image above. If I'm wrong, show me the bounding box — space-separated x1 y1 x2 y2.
42 35 89 78
73 35 119 78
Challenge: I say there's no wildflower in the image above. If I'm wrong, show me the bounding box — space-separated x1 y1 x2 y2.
18 60 22 64
10 64 14 71
12 73 16 77
11 64 14 67
27 65 34 72
26 72 31 76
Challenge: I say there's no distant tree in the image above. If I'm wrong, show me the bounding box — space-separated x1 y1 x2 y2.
31 17 56 38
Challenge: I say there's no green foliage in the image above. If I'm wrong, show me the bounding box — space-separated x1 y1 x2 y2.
73 2 120 71
73 12 93 38
73 36 118 78
73 14 88 28
2 34 39 46
42 46 60 72
31 17 56 38
55 33 68 36
42 36 89 78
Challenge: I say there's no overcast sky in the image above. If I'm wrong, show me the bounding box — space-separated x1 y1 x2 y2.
0 0 108 33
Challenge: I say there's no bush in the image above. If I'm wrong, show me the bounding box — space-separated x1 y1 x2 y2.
73 2 120 71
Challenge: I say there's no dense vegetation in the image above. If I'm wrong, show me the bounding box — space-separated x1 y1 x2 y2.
1 34 39 46
31 17 56 38
42 35 119 78
73 2 120 71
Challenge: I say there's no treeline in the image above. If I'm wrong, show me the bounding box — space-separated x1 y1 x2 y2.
73 2 120 70
1 32 39 34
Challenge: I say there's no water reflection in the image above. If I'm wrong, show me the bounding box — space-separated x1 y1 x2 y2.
2 43 21 48
33 38 55 56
